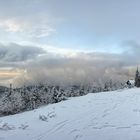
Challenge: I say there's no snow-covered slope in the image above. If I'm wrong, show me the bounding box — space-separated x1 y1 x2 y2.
0 88 140 140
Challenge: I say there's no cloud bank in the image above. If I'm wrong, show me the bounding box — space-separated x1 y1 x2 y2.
0 41 137 87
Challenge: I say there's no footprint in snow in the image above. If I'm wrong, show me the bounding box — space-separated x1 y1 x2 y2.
74 134 83 140
102 124 116 128
116 126 131 129
102 113 109 118
18 124 29 130
136 130 140 132
69 129 80 134
132 124 140 126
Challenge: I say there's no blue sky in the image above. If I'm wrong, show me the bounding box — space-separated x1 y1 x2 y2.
0 0 140 86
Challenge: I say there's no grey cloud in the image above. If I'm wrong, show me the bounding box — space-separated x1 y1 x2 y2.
13 47 139 86
0 0 139 36
120 41 140 66
0 41 140 87
0 43 45 62
0 0 57 42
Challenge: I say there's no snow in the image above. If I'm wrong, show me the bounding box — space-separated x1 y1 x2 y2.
128 80 135 85
129 80 135 84
0 88 140 140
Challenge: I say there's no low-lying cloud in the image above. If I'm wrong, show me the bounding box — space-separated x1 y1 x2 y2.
0 41 140 87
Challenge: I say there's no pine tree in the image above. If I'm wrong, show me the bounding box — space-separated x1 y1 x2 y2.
135 67 139 87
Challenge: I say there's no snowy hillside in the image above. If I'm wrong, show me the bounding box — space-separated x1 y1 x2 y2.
0 88 140 140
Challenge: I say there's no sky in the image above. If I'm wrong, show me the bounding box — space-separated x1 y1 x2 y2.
0 0 140 86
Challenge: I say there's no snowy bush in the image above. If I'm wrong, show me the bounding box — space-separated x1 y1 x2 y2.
47 111 56 118
39 115 48 121
0 123 15 131
0 91 25 116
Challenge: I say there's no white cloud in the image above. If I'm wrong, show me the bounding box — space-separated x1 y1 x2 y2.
0 18 27 32
0 17 56 44
30 25 56 38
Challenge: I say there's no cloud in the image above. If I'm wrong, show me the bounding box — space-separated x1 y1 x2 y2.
0 41 140 87
0 18 28 32
0 18 56 43
0 43 46 63
0 42 46 84
0 0 140 45
0 0 58 44
0 0 140 87
0 43 47 86
28 24 56 39
12 45 139 86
